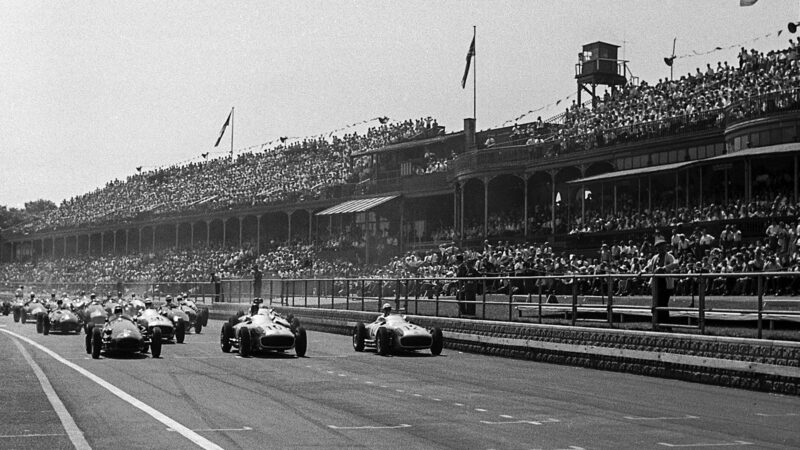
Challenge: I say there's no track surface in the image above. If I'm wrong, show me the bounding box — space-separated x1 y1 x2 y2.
1 315 798 449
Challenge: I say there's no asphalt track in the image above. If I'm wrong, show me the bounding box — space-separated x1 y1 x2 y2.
1 315 799 450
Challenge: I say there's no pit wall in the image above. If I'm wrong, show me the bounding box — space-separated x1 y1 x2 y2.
209 303 800 395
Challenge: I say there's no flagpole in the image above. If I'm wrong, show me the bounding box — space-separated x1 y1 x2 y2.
230 107 234 159
472 26 476 122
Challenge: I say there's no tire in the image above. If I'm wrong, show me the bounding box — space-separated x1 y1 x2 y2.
376 327 390 356
91 327 102 359
36 315 43 334
430 327 443 356
21 311 27 324
238 327 251 357
295 327 307 357
175 320 186 344
194 321 203 334
352 322 366 352
151 327 162 358
201 307 209 327
13 309 20 323
85 325 93 354
43 317 50 336
220 322 233 353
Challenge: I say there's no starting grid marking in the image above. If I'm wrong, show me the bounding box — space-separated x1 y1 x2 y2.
657 441 754 448
328 424 411 430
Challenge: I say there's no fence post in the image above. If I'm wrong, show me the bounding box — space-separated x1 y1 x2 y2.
317 279 321 308
269 280 273 305
651 274 658 331
361 279 365 312
378 280 383 309
508 282 514 322
414 279 419 315
571 276 578 326
698 276 706 335
331 279 335 309
757 275 763 339
607 275 614 327
538 281 542 324
435 291 440 318
346 279 350 311
482 279 487 320
403 279 409 313
304 280 308 308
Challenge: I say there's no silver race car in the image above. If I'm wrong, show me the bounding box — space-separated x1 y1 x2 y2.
353 313 443 356
220 302 307 357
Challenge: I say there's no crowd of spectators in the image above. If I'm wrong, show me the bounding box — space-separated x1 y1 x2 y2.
8 117 444 235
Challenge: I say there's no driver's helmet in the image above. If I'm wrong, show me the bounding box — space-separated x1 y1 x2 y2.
144 299 153 309
382 302 392 314
113 305 123 315
30 293 36 300
165 295 173 305
250 298 262 315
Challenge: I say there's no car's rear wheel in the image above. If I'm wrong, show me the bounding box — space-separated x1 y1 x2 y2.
295 327 307 357
376 327 390 356
13 309 20 323
175 320 185 344
200 307 209 327
151 327 162 358
194 321 203 334
91 327 102 359
220 322 233 353
85 325 93 354
21 311 27 324
430 327 443 356
238 328 251 357
43 317 50 335
352 322 366 352
36 315 43 334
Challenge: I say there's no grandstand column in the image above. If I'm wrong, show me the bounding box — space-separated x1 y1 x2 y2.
138 227 142 253
75 234 79 255
460 181 465 245
795 154 798 203
64 235 67 256
674 171 679 211
483 177 489 238
112 230 116 255
523 176 529 237
124 229 129 254
548 170 558 234
256 216 261 253
723 169 728 204
100 232 104 255
685 170 690 208
453 182 458 240
613 184 617 214
307 211 312 242
745 159 752 203
648 176 652 211
87 233 92 257
239 217 243 247
206 220 211 245
222 219 226 246
190 222 195 247
287 211 293 244
51 236 55 257
175 223 179 248
698 168 703 207
152 226 156 252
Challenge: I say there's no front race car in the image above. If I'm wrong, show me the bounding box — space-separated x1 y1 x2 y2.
220 308 307 357
353 314 443 356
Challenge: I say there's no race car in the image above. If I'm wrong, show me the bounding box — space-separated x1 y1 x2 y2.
136 309 181 343
177 297 209 333
1 297 10 316
42 307 83 335
80 302 109 333
123 298 146 317
353 313 443 356
220 301 307 357
21 299 49 332
85 312 163 359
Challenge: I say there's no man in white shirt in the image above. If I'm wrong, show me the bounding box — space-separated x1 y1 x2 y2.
643 235 679 327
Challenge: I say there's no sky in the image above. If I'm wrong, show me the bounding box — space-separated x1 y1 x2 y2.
0 0 796 208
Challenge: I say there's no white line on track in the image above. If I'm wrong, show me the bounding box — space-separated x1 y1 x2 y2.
167 426 253 432
0 433 67 438
475 408 487 412
755 412 798 417
657 441 753 447
431 398 441 401
454 403 464 407
10 337 92 450
480 418 559 426
0 329 223 450
328 424 411 430
625 415 699 421
499 415 514 419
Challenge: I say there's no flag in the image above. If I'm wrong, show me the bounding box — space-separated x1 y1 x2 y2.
461 36 475 89
740 0 757 6
214 110 232 147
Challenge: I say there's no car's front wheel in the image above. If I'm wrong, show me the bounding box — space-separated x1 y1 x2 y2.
295 327 307 357
352 323 366 352
43 317 50 335
376 327 390 356
220 322 233 353
91 327 102 359
238 328 251 357
151 327 162 358
85 325 93 354
430 327 443 356
175 320 186 344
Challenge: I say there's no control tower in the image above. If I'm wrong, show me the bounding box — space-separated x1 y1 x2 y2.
575 41 628 107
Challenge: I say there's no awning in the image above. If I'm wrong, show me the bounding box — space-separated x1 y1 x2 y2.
702 142 800 162
351 132 463 157
316 195 399 216
567 160 694 185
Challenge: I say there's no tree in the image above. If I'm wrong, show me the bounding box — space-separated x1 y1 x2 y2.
23 199 57 213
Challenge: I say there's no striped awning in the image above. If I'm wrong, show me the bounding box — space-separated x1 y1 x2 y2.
316 195 399 216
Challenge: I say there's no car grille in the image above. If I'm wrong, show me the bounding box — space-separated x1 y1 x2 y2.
113 337 141 352
260 335 294 348
400 335 432 348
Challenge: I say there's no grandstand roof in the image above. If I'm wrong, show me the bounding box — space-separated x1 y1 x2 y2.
316 195 399 215
567 161 693 185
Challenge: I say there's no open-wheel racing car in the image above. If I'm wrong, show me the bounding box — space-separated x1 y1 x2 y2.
136 308 181 343
21 298 49 332
353 311 443 356
1 297 10 316
220 300 307 357
85 312 163 359
42 307 83 335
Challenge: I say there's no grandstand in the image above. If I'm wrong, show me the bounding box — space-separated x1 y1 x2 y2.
2 39 800 287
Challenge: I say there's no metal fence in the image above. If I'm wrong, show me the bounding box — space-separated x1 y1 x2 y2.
258 272 800 340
